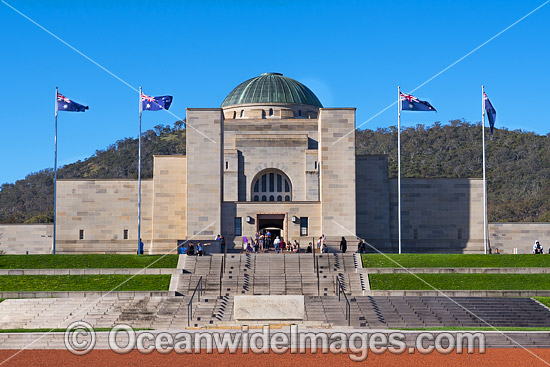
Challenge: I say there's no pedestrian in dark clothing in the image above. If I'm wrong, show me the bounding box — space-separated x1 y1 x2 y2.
187 242 195 256
357 239 365 254
340 237 347 253
220 236 226 254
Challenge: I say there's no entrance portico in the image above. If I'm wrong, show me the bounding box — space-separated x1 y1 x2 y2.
257 213 286 240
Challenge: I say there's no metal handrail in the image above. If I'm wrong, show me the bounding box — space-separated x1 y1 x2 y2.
335 277 351 326
316 253 320 296
219 255 224 297
187 276 203 327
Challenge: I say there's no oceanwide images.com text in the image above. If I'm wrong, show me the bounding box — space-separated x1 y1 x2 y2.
64 322 486 361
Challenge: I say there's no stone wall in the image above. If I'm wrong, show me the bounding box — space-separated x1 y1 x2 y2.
318 108 356 237
0 224 53 254
356 155 392 250
235 133 310 201
489 223 550 254
151 155 187 253
186 108 223 240
389 178 484 253
56 180 153 254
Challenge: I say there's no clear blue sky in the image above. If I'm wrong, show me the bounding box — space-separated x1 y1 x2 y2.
1 0 548 185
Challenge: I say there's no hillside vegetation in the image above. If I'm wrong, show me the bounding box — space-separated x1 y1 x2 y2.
1 120 548 224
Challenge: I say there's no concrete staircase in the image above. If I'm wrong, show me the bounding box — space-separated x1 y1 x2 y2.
176 253 365 298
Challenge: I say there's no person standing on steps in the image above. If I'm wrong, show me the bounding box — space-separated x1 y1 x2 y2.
274 236 281 253
266 230 272 250
357 239 365 254
340 236 347 253
220 235 226 254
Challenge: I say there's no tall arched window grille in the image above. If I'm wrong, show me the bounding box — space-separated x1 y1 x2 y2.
252 169 292 201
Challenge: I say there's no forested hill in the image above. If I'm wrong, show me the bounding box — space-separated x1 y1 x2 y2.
1 120 549 224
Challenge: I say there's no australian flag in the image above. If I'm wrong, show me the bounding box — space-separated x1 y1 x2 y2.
57 92 88 112
484 93 497 135
400 92 436 112
141 92 173 111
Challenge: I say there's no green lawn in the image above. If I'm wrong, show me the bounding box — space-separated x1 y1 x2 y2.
0 275 170 292
369 273 550 290
534 297 550 308
0 254 178 269
362 254 550 268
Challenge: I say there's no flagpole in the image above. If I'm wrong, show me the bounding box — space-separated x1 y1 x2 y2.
138 87 142 254
53 87 58 255
397 86 402 255
482 85 488 255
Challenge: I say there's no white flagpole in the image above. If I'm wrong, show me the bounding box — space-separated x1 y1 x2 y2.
53 87 58 255
482 85 488 254
397 86 402 254
138 87 142 254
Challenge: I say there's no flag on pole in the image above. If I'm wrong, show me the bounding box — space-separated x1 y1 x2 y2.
484 93 497 135
400 92 437 111
140 92 173 112
56 92 88 112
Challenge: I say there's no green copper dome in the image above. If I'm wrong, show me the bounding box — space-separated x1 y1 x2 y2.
221 73 323 108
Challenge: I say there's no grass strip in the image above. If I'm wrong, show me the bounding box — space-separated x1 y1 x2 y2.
369 273 550 290
0 254 178 269
362 254 550 268
534 297 550 308
0 275 170 292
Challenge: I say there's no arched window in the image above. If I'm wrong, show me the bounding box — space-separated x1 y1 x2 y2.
253 195 259 201
269 108 273 116
240 110 244 118
262 110 266 118
251 169 292 202
298 110 302 117
232 111 236 119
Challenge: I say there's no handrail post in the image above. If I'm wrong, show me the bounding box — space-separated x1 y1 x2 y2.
316 254 320 296
219 256 223 297
187 275 203 327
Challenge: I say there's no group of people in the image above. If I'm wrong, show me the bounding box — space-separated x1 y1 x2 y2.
244 232 302 253
178 241 205 256
242 233 361 254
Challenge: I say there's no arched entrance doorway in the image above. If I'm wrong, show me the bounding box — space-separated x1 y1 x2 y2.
257 214 286 241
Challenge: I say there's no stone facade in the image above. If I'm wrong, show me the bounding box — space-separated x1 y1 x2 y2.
0 224 52 254
489 223 550 254
44 73 538 254
56 180 153 254
389 178 485 253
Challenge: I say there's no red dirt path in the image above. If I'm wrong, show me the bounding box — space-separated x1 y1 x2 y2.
1 349 550 367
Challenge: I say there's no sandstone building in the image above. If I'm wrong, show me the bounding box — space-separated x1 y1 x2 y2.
53 73 487 254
